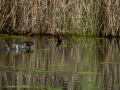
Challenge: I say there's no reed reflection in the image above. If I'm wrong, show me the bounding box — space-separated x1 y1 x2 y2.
0 37 120 90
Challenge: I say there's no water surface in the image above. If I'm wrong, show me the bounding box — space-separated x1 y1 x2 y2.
0 36 120 90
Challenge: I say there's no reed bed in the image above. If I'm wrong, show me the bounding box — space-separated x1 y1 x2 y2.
0 0 119 36
98 0 120 36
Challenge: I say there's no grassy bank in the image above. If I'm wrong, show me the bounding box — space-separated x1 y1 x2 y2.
0 0 119 36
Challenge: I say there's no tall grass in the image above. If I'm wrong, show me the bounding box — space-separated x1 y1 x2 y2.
98 0 120 36
0 0 119 36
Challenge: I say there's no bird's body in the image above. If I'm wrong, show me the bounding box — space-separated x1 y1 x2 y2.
14 41 34 53
57 36 62 46
20 41 34 46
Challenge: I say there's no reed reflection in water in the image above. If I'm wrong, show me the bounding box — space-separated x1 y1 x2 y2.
0 37 120 90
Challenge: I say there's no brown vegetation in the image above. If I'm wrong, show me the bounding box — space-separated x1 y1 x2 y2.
98 0 120 37
0 0 119 36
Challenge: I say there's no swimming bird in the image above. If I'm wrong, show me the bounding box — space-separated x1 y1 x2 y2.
20 41 34 46
57 36 62 46
20 41 34 49
56 29 62 46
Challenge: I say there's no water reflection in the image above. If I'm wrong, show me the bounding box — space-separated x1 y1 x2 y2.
0 37 120 90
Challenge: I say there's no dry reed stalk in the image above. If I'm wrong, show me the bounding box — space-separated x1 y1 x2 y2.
0 0 119 36
98 0 120 36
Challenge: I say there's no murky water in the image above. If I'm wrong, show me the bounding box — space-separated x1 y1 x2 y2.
0 36 120 90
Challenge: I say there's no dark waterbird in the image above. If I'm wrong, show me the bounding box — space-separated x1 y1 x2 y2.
57 36 62 46
56 30 62 46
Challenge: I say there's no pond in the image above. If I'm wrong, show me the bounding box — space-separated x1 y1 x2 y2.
0 36 120 90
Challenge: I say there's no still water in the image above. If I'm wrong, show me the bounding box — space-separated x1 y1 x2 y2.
0 36 120 90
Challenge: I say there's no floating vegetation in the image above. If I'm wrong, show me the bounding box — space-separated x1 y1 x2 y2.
43 36 47 38
29 53 33 54
35 53 40 54
96 38 105 39
81 37 86 39
49 65 64 68
73 57 76 59
74 46 81 48
8 35 26 38
79 82 95 84
76 63 83 65
77 38 85 40
0 37 6 38
6 85 45 89
106 84 120 86
83 57 93 61
35 49 42 51
88 86 100 89
0 70 11 72
18 52 23 53
6 85 63 89
60 45 69 47
0 65 9 68
99 62 119 64
0 34 5 36
0 34 9 37
37 78 44 80
80 64 87 66
71 36 77 39
29 60 35 62
34 58 47 60
44 49 51 51
35 49 51 51
3 70 11 72
97 46 105 47
76 72 102 75
10 66 53 73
